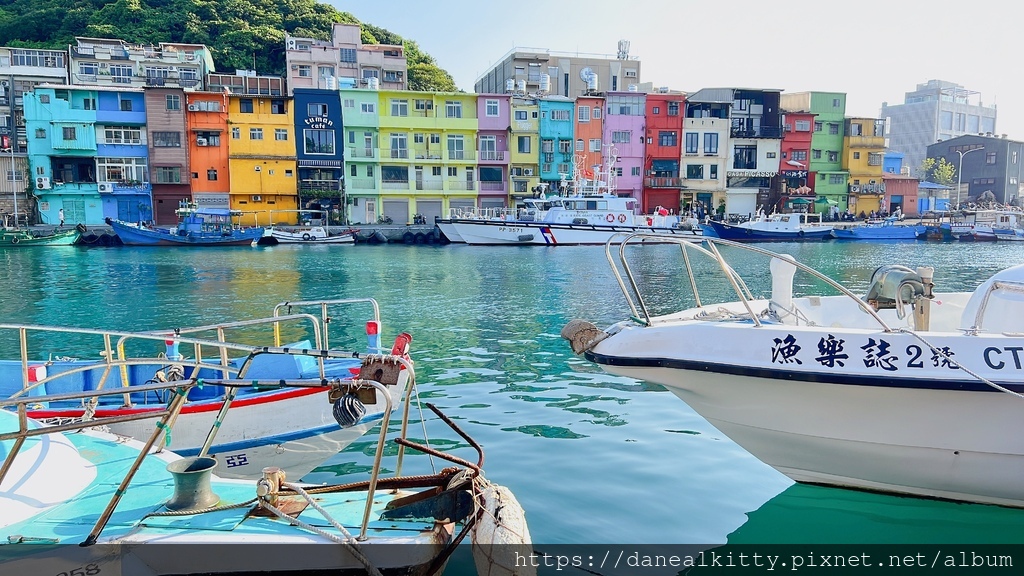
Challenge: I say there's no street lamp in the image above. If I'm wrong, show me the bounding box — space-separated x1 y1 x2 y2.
955 146 984 209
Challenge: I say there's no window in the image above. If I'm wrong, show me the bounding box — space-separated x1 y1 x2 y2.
35 128 45 139
366 165 374 177
551 109 570 121
155 166 181 184
593 107 601 119
415 99 433 113
517 136 531 153
853 152 861 160
62 126 76 140
589 139 601 152
97 157 147 182
271 100 286 114
733 145 757 169
578 106 590 122
301 129 333 153
119 99 133 112
766 152 776 158
849 123 862 136
6 170 24 182
430 133 440 144
791 150 807 161
274 129 288 141
360 102 374 114
833 98 841 107
250 128 263 140
390 133 407 157
343 98 355 108
686 164 704 179
232 127 240 139
340 48 357 63
152 132 180 147
110 64 132 84
684 133 698 154
207 169 217 181
668 102 680 116
485 99 499 117
298 65 311 77
514 110 528 121
391 99 408 116
652 106 660 115
1013 151 1019 164
166 95 181 111
445 101 462 118
615 167 623 177
709 165 718 179
795 120 811 131
868 153 882 166
827 151 838 162
447 135 465 159
318 66 334 78
350 164 357 177
189 100 221 112
612 131 631 143
306 103 328 117
576 139 584 151
558 140 573 154
11 49 65 68
658 131 677 146
240 99 254 113
987 152 997 165
448 167 457 177
829 174 845 184
828 123 839 135
413 133 424 144
631 166 641 176
812 149 821 159
83 98 96 110
383 70 402 83
704 133 718 154
432 166 442 176
195 132 220 146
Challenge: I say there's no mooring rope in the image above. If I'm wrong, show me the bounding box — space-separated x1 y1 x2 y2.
895 327 1024 400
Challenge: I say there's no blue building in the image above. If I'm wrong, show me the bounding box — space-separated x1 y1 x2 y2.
95 89 151 222
292 88 344 222
537 97 576 185
883 151 905 175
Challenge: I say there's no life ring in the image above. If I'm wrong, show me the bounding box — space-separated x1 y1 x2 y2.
797 230 805 238
10 236 19 244
618 214 627 223
606 214 615 223
302 233 312 241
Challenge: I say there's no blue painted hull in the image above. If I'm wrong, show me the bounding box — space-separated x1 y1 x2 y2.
111 220 264 246
705 221 833 241
831 225 926 240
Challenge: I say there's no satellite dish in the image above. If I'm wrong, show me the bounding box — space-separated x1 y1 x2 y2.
579 67 594 82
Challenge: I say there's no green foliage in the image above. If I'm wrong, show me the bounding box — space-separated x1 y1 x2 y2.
919 157 956 187
0 0 455 86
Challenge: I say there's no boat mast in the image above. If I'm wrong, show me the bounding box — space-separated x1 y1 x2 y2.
6 72 15 227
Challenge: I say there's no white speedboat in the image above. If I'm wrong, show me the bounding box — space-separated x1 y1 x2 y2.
563 234 1024 508
264 209 357 244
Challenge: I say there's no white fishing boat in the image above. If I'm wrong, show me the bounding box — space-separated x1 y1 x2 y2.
265 210 357 244
563 234 1024 508
450 153 702 246
0 336 534 575
2 298 407 480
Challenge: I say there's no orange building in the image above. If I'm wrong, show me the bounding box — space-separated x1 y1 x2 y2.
574 95 604 180
185 91 231 209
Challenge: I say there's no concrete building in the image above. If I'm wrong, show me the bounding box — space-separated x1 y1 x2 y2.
843 117 886 215
604 91 645 199
69 37 212 90
643 90 685 213
574 93 605 195
476 93 511 210
926 134 1024 206
293 88 344 224
339 88 381 224
0 47 68 220
538 97 575 186
285 23 407 94
185 91 231 210
475 42 641 98
780 92 849 210
145 87 189 224
509 97 540 199
226 88 297 223
881 80 997 178
207 70 284 96
778 110 815 212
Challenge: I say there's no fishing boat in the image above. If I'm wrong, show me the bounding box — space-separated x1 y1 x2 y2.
2 298 409 481
449 154 702 246
0 225 82 246
0 337 533 575
435 206 515 244
264 209 358 244
830 217 926 240
961 209 1024 242
703 211 834 241
563 233 1024 508
110 202 264 246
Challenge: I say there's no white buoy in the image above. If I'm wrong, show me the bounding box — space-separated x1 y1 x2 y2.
471 481 535 576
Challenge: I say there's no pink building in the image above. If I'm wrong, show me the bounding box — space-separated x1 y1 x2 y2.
476 94 511 209
603 91 646 199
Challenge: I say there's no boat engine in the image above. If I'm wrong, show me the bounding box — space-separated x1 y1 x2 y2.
864 265 934 321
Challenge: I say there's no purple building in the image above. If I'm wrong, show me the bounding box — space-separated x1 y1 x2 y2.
604 91 646 199
476 94 511 211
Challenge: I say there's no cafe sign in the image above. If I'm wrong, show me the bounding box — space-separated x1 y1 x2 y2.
726 170 777 178
304 116 334 129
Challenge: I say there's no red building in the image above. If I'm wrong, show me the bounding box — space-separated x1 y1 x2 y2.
882 174 921 217
642 91 685 213
779 111 816 211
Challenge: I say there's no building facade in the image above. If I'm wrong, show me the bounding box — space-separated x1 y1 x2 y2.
881 80 997 178
778 111 815 211
642 90 684 213
538 98 575 186
574 94 605 192
340 88 381 224
69 38 212 90
926 134 1024 205
604 91 646 200
475 43 642 98
476 94 511 210
843 117 886 215
683 90 729 215
185 91 231 209
285 23 407 94
145 87 189 224
509 97 540 201
779 91 849 210
292 88 344 224
881 174 920 216
226 90 297 224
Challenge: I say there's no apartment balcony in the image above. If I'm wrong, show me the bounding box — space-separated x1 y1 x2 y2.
347 147 378 160
381 180 410 190
479 150 506 161
179 79 200 88
729 126 783 139
446 180 476 191
479 181 507 192
447 150 475 161
300 179 340 191
347 177 376 191
415 180 443 191
412 149 443 160
146 77 166 87
846 135 885 148
387 148 409 159
645 177 684 188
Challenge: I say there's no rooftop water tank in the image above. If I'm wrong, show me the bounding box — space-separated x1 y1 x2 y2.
367 77 379 90
539 74 550 94
586 73 598 92
517 80 527 93
505 78 515 93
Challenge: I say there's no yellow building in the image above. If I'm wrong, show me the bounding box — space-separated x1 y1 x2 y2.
376 89 478 224
227 94 298 224
509 97 541 197
842 117 886 215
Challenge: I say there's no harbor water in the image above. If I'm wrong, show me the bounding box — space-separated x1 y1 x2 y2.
3 241 1024 569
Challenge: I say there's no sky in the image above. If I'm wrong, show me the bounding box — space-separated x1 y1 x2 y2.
335 0 1021 138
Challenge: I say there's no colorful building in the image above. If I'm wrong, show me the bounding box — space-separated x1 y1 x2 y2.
476 93 511 211
780 92 849 209
69 38 212 90
682 90 729 215
145 87 189 224
604 91 646 199
574 94 605 191
340 88 381 224
376 89 478 224
95 88 150 223
292 88 344 223
779 110 815 212
881 174 920 216
508 97 540 201
226 90 297 224
538 97 575 186
643 90 684 213
185 91 230 210
843 117 886 215
285 24 407 94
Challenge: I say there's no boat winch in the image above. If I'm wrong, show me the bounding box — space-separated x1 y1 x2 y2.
864 265 935 323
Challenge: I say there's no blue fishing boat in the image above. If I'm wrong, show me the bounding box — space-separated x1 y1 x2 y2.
110 202 264 246
830 217 926 240
703 212 834 241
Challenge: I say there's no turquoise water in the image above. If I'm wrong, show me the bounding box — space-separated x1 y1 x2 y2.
3 241 1024 556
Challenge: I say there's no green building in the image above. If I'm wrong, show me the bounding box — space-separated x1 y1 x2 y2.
780 92 850 211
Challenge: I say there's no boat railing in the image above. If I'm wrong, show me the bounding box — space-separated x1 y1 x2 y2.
272 297 381 352
0 322 419 545
603 233 893 331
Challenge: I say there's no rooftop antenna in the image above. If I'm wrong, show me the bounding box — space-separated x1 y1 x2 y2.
616 40 630 60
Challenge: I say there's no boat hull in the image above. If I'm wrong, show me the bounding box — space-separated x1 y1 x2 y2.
111 220 264 246
0 228 80 246
451 219 703 245
269 227 355 244
705 220 833 241
435 219 465 243
831 225 925 240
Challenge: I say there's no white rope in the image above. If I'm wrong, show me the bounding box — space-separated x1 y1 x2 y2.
896 328 1024 400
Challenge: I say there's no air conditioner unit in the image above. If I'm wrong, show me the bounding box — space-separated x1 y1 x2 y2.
524 168 534 176
254 166 261 172
287 39 296 50
98 182 114 193
291 65 298 70
186 54 196 61
187 103 199 111
850 185 861 193
251 195 262 202
35 176 50 190
195 137 208 146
